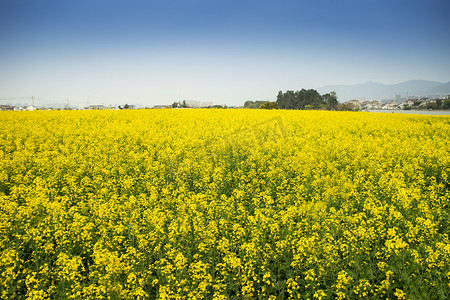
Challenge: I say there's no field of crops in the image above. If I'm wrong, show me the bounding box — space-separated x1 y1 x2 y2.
0 109 449 299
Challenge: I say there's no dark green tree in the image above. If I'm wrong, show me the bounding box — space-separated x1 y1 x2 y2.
245 100 269 109
259 102 278 109
276 89 327 110
277 90 297 109
322 92 338 110
443 99 450 110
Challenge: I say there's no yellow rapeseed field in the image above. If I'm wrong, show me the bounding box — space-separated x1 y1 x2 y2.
0 109 449 299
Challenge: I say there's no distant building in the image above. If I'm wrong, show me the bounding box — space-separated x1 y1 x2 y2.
86 105 105 110
345 100 361 109
184 100 199 108
185 100 214 108
13 105 36 111
361 100 381 110
382 101 399 110
404 99 418 106
0 105 15 111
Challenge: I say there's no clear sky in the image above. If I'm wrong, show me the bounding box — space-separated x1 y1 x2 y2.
1 0 449 107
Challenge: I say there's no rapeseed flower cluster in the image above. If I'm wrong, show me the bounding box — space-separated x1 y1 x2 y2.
0 109 449 299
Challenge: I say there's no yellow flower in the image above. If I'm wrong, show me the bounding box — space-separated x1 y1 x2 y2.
1 109 448 298
394 288 406 299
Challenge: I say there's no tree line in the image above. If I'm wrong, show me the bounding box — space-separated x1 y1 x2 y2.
276 89 339 110
245 89 351 110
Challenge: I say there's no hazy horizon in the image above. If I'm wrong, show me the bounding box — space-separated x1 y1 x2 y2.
1 0 449 107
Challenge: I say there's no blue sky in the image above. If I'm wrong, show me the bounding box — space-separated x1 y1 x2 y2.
1 0 449 106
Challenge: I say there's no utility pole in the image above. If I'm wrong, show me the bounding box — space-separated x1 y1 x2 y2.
32 96 34 107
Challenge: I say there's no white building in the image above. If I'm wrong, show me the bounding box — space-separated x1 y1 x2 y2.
185 100 213 108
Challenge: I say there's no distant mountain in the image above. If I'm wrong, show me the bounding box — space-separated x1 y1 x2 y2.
424 81 450 94
317 80 450 102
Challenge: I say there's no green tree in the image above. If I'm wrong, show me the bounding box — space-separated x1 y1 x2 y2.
322 92 338 110
276 89 327 110
259 102 278 109
299 89 323 109
244 100 269 109
443 99 450 110
244 100 253 108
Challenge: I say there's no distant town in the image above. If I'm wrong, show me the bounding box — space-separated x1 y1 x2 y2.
0 99 224 111
1 94 450 111
345 93 450 111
